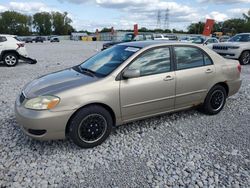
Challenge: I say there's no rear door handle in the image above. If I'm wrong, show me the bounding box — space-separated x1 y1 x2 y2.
205 68 213 73
163 75 174 81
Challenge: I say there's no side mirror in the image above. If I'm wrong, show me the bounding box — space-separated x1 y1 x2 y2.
123 69 140 79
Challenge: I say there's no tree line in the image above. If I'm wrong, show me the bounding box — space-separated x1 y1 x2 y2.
187 10 250 35
0 11 75 36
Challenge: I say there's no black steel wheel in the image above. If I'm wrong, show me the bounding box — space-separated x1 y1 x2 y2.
201 85 227 115
68 105 113 148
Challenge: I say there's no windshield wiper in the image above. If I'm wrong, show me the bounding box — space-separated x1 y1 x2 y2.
78 66 96 77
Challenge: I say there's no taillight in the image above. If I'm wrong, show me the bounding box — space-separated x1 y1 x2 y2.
237 64 241 73
17 43 25 48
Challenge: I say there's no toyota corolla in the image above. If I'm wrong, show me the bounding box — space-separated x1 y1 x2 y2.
15 41 242 148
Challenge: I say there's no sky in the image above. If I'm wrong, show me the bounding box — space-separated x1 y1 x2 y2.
0 0 249 32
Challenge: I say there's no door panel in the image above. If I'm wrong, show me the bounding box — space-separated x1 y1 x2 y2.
175 65 215 109
174 46 216 109
120 72 175 121
119 46 175 121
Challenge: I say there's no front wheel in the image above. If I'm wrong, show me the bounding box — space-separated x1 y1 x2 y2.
200 85 227 115
3 53 19 67
239 51 250 65
68 105 113 148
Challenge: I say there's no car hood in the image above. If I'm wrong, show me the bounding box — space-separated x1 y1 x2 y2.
23 68 98 98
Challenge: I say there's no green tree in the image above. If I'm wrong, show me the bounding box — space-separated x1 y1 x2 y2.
243 10 250 22
222 18 246 34
0 11 30 35
51 11 74 35
33 12 52 35
187 22 204 34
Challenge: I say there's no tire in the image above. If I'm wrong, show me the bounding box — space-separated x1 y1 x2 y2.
239 51 250 65
200 85 227 115
3 53 19 67
68 105 113 148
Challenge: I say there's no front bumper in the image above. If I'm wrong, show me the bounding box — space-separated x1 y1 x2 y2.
15 97 74 140
212 48 241 59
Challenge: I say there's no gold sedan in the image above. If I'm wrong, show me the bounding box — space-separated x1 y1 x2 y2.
15 41 242 148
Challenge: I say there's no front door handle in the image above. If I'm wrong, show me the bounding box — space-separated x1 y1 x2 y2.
205 68 213 73
163 75 174 81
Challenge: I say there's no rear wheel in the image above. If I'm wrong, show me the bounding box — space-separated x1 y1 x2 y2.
3 53 18 67
68 105 113 148
200 85 227 115
239 51 250 65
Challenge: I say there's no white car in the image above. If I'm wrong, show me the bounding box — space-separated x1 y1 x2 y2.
154 34 169 40
0 35 30 66
179 36 199 43
211 33 250 65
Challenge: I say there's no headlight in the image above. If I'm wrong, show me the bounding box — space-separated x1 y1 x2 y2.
24 96 60 110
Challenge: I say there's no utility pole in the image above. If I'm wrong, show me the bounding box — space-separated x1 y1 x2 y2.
157 10 161 29
164 8 170 31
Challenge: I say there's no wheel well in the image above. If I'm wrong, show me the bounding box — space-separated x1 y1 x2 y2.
215 82 229 96
240 50 250 56
65 103 116 135
1 50 19 60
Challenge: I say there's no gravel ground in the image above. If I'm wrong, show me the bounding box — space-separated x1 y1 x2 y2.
0 41 249 187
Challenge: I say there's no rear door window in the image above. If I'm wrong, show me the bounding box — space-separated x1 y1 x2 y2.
174 46 213 70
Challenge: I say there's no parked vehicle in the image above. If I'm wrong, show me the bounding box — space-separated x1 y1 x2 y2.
211 33 250 65
179 36 200 43
25 37 33 43
102 33 153 50
192 37 219 45
165 35 178 41
219 36 230 42
15 41 242 148
0 35 37 66
50 37 60 42
154 34 169 40
34 36 45 43
134 34 154 41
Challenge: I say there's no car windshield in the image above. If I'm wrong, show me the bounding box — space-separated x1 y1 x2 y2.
192 38 204 44
229 34 250 42
122 34 134 42
79 45 140 77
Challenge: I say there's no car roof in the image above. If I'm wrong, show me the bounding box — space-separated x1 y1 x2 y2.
118 41 199 48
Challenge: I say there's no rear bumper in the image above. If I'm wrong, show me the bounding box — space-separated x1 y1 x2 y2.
15 98 74 140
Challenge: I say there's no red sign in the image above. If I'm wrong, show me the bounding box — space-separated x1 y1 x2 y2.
134 24 138 36
202 19 215 36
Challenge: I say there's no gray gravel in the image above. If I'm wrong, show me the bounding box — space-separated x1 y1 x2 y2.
0 41 249 187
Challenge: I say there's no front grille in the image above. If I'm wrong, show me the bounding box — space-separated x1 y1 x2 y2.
19 92 26 104
213 46 228 50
